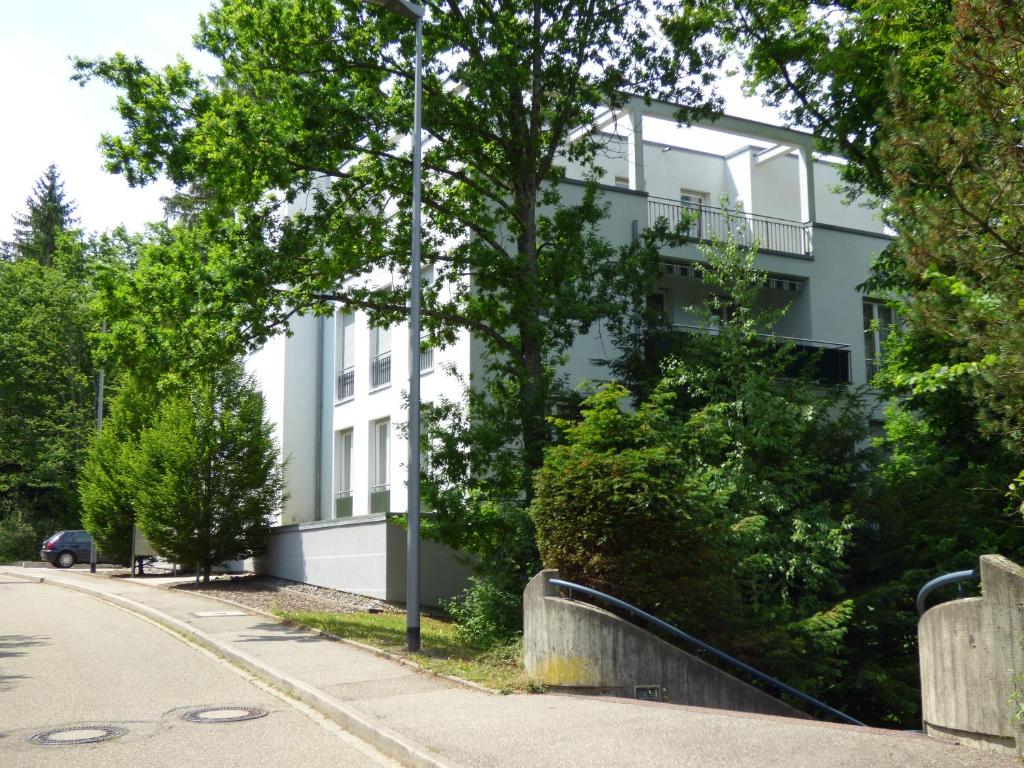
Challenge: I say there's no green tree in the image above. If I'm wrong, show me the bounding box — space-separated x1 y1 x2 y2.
5 165 79 266
673 0 953 200
79 378 159 565
134 361 284 582
73 0 722 599
533 237 873 695
0 256 95 558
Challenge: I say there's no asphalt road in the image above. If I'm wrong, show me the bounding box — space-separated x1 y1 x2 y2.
0 575 401 768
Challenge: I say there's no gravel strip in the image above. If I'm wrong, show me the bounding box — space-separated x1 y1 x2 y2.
99 567 403 616
168 574 403 616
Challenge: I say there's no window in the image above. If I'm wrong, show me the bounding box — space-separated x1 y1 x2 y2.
646 291 669 322
370 419 390 514
370 324 391 390
613 175 630 189
680 189 707 238
335 312 355 401
863 299 895 381
334 430 353 518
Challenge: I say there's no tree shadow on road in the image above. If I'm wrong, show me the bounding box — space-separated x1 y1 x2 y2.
0 634 50 658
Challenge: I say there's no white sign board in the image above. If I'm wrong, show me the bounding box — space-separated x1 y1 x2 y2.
133 525 157 558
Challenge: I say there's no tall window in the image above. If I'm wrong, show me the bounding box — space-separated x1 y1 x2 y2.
334 429 352 518
680 189 707 239
370 324 391 390
335 312 355 401
863 299 894 381
370 418 390 514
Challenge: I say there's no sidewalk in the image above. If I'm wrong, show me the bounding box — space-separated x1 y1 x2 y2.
3 565 1014 768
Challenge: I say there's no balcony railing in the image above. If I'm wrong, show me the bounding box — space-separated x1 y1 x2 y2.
866 358 881 382
370 484 390 515
336 367 355 401
420 346 434 372
335 491 353 519
673 324 851 384
649 197 812 258
370 352 391 390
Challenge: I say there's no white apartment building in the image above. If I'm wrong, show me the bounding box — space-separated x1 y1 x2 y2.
245 98 892 604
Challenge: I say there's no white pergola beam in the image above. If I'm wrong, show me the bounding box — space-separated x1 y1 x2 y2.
754 144 796 165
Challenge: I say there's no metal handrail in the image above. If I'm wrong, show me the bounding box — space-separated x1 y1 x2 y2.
916 569 978 616
548 577 865 726
647 197 813 257
671 324 851 351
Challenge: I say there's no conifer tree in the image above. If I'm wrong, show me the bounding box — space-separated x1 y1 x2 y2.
6 165 78 266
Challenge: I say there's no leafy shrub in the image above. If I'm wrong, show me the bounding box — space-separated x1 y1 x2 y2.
0 513 39 563
445 576 524 649
531 384 740 644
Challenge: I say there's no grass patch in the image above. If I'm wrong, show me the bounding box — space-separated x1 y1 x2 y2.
276 609 541 694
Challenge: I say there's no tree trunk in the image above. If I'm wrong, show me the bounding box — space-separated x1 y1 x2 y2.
514 185 546 503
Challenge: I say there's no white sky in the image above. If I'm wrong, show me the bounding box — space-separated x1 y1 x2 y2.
0 1 780 242
0 0 212 242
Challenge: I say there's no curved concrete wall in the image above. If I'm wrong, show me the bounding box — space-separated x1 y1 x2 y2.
918 555 1024 756
523 570 803 718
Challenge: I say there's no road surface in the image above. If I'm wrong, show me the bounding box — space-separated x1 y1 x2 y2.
0 574 399 767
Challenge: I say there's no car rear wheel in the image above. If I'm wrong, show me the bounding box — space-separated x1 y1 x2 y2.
56 551 76 568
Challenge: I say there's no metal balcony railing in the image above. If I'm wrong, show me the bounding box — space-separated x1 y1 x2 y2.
420 346 434 372
370 352 391 390
673 325 851 384
336 367 355 401
865 358 881 382
335 491 353 519
649 197 812 258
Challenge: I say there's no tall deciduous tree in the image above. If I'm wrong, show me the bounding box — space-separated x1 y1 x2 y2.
673 0 953 200
134 361 284 582
6 165 79 266
74 0 722 593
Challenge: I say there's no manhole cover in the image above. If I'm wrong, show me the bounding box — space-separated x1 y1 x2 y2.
182 705 268 723
29 725 127 745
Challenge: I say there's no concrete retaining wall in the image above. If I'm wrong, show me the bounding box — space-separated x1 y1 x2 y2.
253 514 471 605
918 555 1024 756
523 570 803 717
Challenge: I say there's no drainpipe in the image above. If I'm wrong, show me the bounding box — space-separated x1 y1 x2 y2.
314 316 325 521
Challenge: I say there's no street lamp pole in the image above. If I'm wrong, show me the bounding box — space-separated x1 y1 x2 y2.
371 0 425 653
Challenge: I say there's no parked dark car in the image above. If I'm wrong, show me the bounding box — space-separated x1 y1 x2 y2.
40 530 96 568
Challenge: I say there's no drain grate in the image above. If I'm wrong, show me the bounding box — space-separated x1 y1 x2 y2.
29 725 127 746
182 705 268 724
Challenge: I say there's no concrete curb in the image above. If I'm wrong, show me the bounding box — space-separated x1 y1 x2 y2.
3 569 466 768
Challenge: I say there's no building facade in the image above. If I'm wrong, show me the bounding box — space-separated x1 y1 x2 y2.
245 100 892 603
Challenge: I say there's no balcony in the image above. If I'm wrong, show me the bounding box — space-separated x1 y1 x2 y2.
673 325 851 385
335 490 353 518
649 197 812 258
370 484 390 515
336 367 355 401
370 352 391 390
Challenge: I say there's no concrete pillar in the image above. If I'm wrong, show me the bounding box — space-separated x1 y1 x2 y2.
797 147 815 223
797 147 815 256
627 107 645 193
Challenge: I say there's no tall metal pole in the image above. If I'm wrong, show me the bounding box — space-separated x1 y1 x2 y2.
91 322 105 575
406 11 424 653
